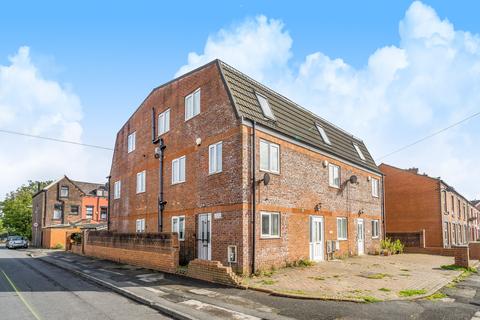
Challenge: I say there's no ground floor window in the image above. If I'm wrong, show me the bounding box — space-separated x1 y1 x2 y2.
100 207 108 220
371 220 379 238
444 222 449 246
172 216 185 240
86 206 94 219
337 217 348 240
136 218 145 233
261 212 280 238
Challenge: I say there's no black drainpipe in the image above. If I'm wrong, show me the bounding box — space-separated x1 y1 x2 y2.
381 173 386 240
152 107 166 232
251 119 257 274
106 175 111 230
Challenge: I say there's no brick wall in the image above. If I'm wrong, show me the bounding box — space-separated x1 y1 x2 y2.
453 245 469 268
84 231 179 273
186 259 241 286
469 242 480 260
387 231 425 248
71 243 83 255
42 227 80 249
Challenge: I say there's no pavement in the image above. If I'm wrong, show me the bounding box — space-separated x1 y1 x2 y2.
8 247 480 320
243 253 477 301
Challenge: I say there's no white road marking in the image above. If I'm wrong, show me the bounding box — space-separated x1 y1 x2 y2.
136 273 164 282
143 287 167 295
99 268 123 275
180 299 261 320
189 288 219 297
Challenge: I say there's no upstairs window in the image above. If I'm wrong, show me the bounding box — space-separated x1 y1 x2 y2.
256 93 275 120
60 186 69 198
172 216 185 241
451 195 454 213
172 156 186 184
70 205 79 215
114 181 121 199
353 143 366 161
316 124 331 145
53 204 63 220
158 109 170 136
371 178 379 197
100 207 108 220
328 163 341 188
86 206 94 219
208 141 223 174
127 132 136 153
260 140 279 173
136 170 146 194
185 89 200 121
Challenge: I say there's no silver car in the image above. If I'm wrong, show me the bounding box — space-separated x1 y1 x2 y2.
6 236 28 249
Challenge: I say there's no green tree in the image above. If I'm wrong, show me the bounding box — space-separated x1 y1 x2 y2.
0 180 51 239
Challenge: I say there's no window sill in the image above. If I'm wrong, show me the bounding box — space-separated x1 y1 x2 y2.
259 169 280 176
337 238 348 241
185 113 200 122
136 191 146 194
158 131 169 137
208 171 222 176
172 181 186 186
260 235 281 239
372 236 379 239
329 184 340 189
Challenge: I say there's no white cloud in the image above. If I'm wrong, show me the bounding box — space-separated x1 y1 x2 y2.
176 1 480 199
0 47 110 198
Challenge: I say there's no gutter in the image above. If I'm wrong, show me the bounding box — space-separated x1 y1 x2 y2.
107 175 111 230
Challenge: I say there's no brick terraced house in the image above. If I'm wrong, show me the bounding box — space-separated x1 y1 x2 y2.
32 175 109 248
380 164 479 249
109 60 383 274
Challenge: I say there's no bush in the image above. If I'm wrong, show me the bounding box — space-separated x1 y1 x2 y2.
70 233 82 245
53 243 64 249
380 238 404 255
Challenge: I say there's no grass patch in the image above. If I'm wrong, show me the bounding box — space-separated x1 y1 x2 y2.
441 265 477 273
398 289 427 297
360 296 383 303
259 279 277 285
332 274 340 278
378 287 391 292
400 268 410 272
426 292 447 300
366 273 389 279
308 276 325 281
399 273 411 277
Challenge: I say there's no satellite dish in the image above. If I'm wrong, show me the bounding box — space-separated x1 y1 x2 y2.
349 175 358 184
263 173 271 186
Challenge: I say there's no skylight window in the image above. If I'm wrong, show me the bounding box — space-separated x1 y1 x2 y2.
316 124 331 145
255 93 275 120
353 143 366 161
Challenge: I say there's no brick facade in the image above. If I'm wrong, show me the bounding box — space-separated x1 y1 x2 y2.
109 61 383 274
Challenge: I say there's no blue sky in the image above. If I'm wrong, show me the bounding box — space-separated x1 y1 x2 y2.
1 1 480 199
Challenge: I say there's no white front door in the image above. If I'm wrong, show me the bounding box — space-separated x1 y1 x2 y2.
197 213 211 260
309 216 324 261
357 219 365 255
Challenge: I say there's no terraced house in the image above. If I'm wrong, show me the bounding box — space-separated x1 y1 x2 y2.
380 164 479 249
109 60 383 274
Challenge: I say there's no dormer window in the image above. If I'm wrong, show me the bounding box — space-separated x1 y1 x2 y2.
316 124 331 145
255 93 275 120
353 143 366 161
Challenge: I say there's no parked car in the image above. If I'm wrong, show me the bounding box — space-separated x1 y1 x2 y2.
6 236 28 249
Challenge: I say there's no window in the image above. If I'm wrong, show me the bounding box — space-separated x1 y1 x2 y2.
86 206 94 219
60 186 69 198
171 216 185 241
255 93 275 120
114 181 121 199
136 170 146 193
127 132 136 153
444 222 449 246
463 204 466 220
208 142 223 174
451 195 454 213
259 140 279 173
371 178 379 197
227 245 237 263
53 204 63 220
136 218 145 233
70 205 79 215
185 89 200 120
172 156 186 184
337 217 348 240
443 191 447 212
458 199 461 218
158 109 170 136
372 220 379 238
261 212 280 238
100 207 108 220
316 124 331 145
328 163 341 188
353 143 366 161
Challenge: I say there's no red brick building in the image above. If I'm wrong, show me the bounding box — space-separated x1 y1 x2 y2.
379 164 479 249
109 60 383 274
32 175 108 248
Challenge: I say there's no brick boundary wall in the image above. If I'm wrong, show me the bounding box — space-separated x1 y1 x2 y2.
453 245 469 268
469 242 480 260
386 231 425 248
404 247 456 256
82 231 179 273
71 243 83 255
186 259 241 286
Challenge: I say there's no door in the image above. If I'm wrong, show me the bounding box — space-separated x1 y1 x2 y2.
309 216 324 261
357 219 365 255
197 213 211 260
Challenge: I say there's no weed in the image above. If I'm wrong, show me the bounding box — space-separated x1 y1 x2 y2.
259 279 277 285
381 238 405 254
308 276 325 281
400 269 410 272
441 265 477 273
285 259 315 268
378 288 391 292
426 292 447 300
53 243 64 249
399 273 411 277
280 289 307 295
366 273 390 279
398 289 427 297
361 296 383 303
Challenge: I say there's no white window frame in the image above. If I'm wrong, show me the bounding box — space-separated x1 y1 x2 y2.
371 178 379 198
114 180 121 199
136 218 145 233
172 156 186 184
136 170 146 194
185 88 201 121
337 217 348 240
259 140 280 174
328 163 341 188
171 216 185 241
372 220 379 238
127 132 136 153
208 141 223 174
260 211 280 238
353 143 366 161
158 109 170 136
86 206 94 219
53 204 63 220
60 186 69 198
316 124 331 145
227 245 237 263
255 92 275 120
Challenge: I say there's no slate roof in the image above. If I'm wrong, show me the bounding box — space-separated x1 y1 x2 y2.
217 60 380 173
72 180 105 196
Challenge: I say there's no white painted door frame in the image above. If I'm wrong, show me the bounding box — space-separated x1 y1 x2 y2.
309 216 325 261
197 213 212 260
357 218 365 255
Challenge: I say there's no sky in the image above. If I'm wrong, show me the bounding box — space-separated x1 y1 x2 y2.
1 1 480 199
